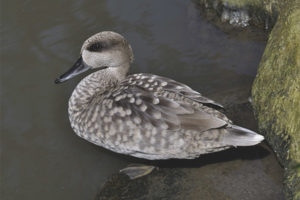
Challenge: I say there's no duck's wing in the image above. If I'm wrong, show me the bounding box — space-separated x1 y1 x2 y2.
102 73 228 132
126 73 224 109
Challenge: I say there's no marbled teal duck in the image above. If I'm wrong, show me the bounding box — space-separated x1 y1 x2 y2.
55 31 264 161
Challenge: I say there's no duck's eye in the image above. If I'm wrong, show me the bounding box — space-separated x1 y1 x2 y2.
88 42 103 52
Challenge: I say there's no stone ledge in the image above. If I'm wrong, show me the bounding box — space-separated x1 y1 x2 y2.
252 0 300 199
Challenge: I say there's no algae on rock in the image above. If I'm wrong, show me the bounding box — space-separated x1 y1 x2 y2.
252 0 300 199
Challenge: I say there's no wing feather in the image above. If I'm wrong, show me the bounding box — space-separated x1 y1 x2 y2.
102 73 228 132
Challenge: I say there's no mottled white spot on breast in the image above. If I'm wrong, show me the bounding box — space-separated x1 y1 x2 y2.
150 137 156 144
115 95 122 101
109 127 116 136
133 129 142 141
146 146 155 152
125 109 132 115
116 134 121 142
152 111 161 119
117 124 124 132
140 104 147 112
178 138 184 146
91 106 99 121
126 120 134 127
100 110 105 117
109 110 114 116
160 139 166 146
161 82 168 86
87 121 93 127
94 122 99 129
114 140 120 146
142 123 150 130
107 101 113 109
129 97 135 103
135 98 142 105
151 128 157 135
96 131 103 137
152 98 159 104
133 117 141 124
161 130 168 137
103 116 111 123
122 135 128 142
144 83 149 88
112 91 120 97
119 110 126 117
145 130 151 138
169 134 178 141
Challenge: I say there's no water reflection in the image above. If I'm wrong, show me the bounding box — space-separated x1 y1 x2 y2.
1 0 278 199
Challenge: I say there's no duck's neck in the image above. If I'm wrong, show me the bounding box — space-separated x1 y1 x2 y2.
68 65 128 116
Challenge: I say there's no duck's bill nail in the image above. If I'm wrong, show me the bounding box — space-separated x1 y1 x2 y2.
55 56 90 84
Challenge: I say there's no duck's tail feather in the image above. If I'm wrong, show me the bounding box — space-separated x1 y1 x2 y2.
223 125 264 146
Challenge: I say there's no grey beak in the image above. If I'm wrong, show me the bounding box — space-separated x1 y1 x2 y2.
55 56 91 84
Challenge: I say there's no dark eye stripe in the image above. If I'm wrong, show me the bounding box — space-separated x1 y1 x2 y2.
87 42 103 52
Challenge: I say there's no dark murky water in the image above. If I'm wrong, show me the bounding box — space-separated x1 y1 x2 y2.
1 0 282 199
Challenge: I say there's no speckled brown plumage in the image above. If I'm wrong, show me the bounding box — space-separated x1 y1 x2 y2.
58 31 264 160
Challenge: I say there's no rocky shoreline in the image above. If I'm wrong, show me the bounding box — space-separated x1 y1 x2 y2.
196 0 300 198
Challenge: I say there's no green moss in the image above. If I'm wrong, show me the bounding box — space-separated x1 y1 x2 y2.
252 0 300 198
219 0 262 8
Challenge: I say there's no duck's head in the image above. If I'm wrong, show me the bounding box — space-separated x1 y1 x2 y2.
55 31 134 83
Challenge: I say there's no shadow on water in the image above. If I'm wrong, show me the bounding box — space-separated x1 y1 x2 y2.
112 144 271 169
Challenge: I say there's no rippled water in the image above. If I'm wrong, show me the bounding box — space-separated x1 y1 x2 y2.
1 0 277 199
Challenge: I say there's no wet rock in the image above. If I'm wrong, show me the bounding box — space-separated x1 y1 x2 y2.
195 0 281 30
96 103 284 200
97 152 284 200
252 0 300 199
